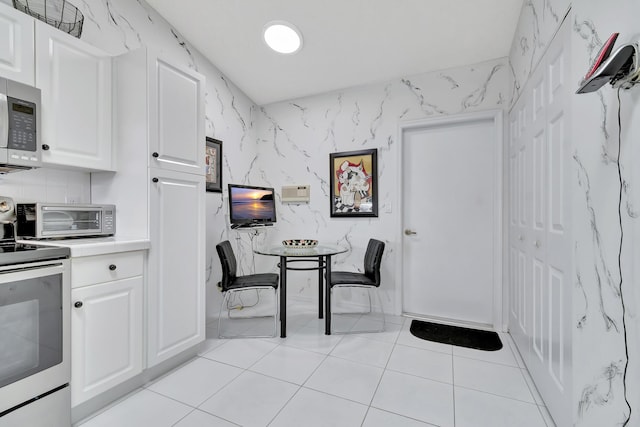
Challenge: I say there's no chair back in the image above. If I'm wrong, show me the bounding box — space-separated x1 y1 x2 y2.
216 240 237 291
363 239 385 287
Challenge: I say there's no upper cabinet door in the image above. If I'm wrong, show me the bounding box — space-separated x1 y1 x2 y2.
35 21 113 171
148 56 204 175
0 5 35 85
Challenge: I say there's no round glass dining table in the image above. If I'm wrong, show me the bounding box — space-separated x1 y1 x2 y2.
254 244 347 337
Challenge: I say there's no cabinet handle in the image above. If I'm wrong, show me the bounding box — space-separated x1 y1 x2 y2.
109 264 117 271
42 144 50 151
74 301 83 308
152 177 159 183
152 152 159 158
533 240 541 248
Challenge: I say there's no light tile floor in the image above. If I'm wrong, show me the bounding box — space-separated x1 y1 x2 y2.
77 302 556 427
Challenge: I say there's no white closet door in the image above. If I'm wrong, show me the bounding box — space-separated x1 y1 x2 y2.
508 18 571 427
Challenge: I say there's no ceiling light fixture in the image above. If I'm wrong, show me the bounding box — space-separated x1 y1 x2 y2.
263 21 303 54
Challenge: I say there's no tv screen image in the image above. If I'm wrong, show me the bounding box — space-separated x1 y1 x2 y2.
228 184 277 226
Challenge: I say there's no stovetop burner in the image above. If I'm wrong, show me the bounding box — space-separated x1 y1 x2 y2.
0 242 70 266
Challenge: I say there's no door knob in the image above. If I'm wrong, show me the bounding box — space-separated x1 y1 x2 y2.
152 177 159 183
109 264 117 271
404 229 417 236
74 301 83 308
152 152 159 158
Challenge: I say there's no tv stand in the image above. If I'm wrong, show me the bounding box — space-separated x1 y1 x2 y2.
230 223 274 230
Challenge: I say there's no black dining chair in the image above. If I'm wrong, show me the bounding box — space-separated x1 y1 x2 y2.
216 240 279 338
328 238 386 334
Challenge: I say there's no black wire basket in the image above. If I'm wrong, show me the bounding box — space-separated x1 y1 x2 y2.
13 0 84 38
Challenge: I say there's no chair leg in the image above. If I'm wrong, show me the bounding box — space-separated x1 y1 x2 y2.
218 291 230 339
330 285 385 334
372 287 386 332
273 287 279 338
218 288 279 339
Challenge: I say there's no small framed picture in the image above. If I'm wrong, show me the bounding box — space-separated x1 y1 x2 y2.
205 137 222 193
329 148 378 217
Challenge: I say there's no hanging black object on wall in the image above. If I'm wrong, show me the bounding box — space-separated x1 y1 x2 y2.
576 34 639 94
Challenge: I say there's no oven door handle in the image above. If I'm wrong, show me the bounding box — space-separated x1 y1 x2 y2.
0 261 65 275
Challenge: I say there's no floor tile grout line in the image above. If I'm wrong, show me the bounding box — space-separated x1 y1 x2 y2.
363 406 441 427
537 404 557 427
452 383 541 406
383 365 454 387
265 384 304 426
196 343 303 426
451 353 523 369
518 364 547 406
171 406 241 427
265 347 334 426
145 361 244 410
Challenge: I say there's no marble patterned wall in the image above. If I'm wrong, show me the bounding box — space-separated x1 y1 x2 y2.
571 1 640 425
0 0 257 319
509 0 571 105
255 59 509 311
510 0 640 425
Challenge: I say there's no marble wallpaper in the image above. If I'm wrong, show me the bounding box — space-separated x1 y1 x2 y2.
510 0 640 425
571 1 640 425
254 59 509 312
509 0 571 106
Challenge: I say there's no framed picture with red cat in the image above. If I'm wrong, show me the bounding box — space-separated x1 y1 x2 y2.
329 149 378 217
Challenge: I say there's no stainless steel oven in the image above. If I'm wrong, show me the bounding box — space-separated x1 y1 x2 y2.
0 197 71 427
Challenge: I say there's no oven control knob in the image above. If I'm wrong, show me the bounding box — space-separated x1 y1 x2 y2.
74 301 83 308
109 264 117 271
42 144 50 151
152 152 159 158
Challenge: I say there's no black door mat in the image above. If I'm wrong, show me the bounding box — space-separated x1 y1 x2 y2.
410 320 503 351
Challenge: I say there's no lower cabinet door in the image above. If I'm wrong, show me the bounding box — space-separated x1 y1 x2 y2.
147 168 205 367
71 276 143 406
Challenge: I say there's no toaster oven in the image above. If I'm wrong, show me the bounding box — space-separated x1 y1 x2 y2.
16 203 115 239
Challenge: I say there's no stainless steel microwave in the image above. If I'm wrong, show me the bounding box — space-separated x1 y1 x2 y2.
0 77 42 173
16 203 115 239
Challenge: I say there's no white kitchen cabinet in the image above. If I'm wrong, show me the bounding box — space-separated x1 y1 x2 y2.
0 4 34 85
148 56 205 175
35 20 113 171
70 251 144 407
147 168 205 366
91 48 205 367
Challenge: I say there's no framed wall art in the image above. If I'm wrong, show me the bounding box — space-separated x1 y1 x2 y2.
329 148 378 217
205 137 222 192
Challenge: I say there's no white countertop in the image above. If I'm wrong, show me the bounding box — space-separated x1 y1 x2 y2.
17 236 151 257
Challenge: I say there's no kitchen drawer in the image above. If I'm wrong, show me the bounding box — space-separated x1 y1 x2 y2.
72 251 144 288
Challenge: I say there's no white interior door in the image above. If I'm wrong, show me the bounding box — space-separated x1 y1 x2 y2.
401 112 502 327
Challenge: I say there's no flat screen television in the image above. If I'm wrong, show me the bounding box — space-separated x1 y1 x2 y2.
228 184 277 228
